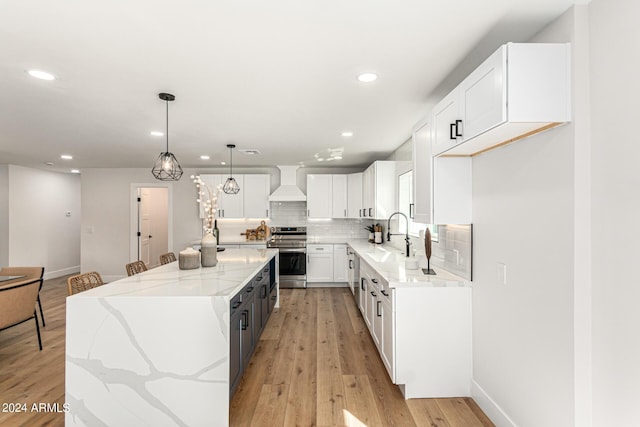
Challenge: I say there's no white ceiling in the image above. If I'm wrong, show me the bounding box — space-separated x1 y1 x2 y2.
1 0 587 174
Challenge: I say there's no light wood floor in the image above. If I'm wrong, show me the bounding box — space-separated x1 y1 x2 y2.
0 277 493 427
230 287 494 427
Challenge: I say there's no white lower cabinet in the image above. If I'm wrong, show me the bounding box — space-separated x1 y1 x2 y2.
307 244 348 283
333 244 348 282
306 245 334 283
355 247 471 398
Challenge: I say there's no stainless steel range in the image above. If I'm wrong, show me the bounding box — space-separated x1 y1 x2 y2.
267 226 307 289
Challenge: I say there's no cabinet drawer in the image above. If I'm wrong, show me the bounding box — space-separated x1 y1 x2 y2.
307 244 334 253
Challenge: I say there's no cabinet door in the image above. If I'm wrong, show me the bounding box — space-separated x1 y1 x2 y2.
460 45 506 141
219 175 244 218
347 172 363 218
372 162 397 219
358 277 366 315
333 244 348 283
240 299 254 367
412 120 432 224
243 174 270 218
380 293 394 381
331 175 348 218
198 174 223 219
307 245 334 282
307 175 332 218
432 90 462 156
362 166 374 218
229 312 242 394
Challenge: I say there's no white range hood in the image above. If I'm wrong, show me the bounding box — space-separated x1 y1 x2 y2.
269 165 306 202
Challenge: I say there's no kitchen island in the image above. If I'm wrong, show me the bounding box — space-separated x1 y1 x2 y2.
65 248 278 427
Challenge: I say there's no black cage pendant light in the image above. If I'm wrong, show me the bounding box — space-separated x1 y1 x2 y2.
151 93 183 181
223 144 240 194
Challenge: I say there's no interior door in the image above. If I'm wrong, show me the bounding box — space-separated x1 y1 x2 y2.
139 188 151 265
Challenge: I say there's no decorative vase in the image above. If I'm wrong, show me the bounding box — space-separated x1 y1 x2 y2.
201 232 218 267
179 248 200 270
374 231 382 244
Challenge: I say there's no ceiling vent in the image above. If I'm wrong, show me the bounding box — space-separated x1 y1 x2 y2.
238 149 261 155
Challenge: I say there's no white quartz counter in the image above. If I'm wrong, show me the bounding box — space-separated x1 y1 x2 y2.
347 239 470 288
65 248 277 427
74 248 277 300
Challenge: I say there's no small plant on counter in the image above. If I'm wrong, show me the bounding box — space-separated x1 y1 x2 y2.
364 224 375 242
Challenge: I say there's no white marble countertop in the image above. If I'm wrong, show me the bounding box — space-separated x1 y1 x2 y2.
71 248 278 300
347 239 470 288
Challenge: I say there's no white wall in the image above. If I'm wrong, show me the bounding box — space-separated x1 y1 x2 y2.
6 165 81 278
589 0 640 425
0 165 9 266
470 8 581 427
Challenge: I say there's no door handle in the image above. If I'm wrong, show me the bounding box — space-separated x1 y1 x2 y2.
241 310 248 330
377 301 382 317
349 260 353 269
455 119 463 137
368 208 373 217
450 122 457 140
409 203 414 219
361 278 365 290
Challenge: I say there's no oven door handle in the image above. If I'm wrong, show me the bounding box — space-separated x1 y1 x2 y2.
276 248 307 253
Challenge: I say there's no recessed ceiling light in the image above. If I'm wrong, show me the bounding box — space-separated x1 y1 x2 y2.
60 154 73 160
357 73 378 83
200 155 210 160
220 161 226 165
27 69 56 81
341 131 353 137
150 131 164 137
70 169 80 174
45 162 54 166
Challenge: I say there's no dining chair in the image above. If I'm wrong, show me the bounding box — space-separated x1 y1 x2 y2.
159 252 177 265
0 279 43 350
0 266 46 327
125 260 148 276
67 271 104 296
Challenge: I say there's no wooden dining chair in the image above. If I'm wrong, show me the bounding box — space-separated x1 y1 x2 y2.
159 252 177 265
67 271 104 296
0 266 46 327
0 279 43 350
125 260 148 276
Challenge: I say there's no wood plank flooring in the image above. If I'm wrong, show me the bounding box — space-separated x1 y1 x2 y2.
0 277 494 427
231 288 495 427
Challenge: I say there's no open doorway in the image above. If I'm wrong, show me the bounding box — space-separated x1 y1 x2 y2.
130 184 172 269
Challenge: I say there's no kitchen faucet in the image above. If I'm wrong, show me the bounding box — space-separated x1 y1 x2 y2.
386 211 411 257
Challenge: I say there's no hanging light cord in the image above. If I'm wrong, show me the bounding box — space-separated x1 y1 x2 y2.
229 146 233 177
165 99 169 153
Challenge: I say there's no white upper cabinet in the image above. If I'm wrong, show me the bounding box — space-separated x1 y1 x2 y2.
363 161 396 220
200 174 269 219
412 120 432 224
306 174 332 218
432 43 571 157
243 174 271 218
331 175 348 219
347 172 363 219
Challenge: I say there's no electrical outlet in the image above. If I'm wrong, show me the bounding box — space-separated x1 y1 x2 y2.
497 262 507 285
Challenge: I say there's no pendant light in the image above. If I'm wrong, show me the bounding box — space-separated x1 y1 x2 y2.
223 144 240 194
151 93 183 181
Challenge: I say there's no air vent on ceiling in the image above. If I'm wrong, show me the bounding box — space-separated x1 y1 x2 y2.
238 149 261 155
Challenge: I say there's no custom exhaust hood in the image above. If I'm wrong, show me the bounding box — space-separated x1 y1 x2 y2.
269 165 306 202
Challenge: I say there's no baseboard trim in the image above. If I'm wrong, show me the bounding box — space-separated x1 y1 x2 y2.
44 266 80 280
306 282 348 288
471 380 517 427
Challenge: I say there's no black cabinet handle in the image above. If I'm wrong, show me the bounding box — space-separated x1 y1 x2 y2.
455 119 463 137
232 301 242 309
241 310 248 330
261 285 267 298
349 260 353 269
371 278 378 284
377 301 382 317
361 278 365 290
246 286 254 293
450 122 457 140
381 290 389 297
370 291 376 297
271 295 277 300
409 203 414 219
368 208 373 217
